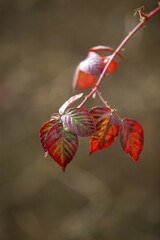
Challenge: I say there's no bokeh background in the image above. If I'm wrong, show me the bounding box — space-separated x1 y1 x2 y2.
0 0 160 239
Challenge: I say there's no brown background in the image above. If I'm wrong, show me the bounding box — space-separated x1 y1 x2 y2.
0 0 160 239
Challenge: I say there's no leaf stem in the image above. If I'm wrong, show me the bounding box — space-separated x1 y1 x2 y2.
78 88 96 108
96 89 110 109
96 89 122 122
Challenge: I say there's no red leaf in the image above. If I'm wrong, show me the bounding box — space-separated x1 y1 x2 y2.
40 117 59 157
100 55 118 73
89 107 119 154
77 71 97 89
72 52 103 92
72 46 125 92
88 45 116 53
44 122 78 171
90 106 111 121
61 107 96 137
120 118 144 162
88 45 125 62
59 93 83 115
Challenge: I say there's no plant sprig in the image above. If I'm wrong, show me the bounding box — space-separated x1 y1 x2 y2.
40 4 160 171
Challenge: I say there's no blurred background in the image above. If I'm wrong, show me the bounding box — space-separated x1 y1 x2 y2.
0 0 160 239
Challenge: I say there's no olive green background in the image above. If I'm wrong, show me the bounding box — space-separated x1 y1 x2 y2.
0 0 160 239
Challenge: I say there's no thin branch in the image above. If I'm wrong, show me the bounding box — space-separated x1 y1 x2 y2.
96 89 110 109
147 4 160 18
96 89 122 121
78 4 160 108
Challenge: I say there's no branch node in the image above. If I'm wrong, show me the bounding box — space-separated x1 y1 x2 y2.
111 108 117 113
134 6 147 22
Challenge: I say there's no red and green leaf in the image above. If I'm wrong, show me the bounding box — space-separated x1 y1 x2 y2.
50 113 61 120
40 118 60 157
72 45 125 92
120 118 144 162
59 93 83 115
44 122 78 171
90 106 111 122
88 45 116 53
90 107 119 154
61 107 96 137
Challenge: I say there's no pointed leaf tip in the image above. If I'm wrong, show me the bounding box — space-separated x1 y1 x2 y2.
59 93 83 115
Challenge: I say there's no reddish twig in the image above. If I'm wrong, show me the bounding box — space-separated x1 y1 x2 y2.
79 4 160 108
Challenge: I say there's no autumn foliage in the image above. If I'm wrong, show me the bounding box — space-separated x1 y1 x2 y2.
40 5 160 171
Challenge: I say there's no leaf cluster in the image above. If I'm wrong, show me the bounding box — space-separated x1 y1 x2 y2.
40 94 144 171
39 4 160 171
